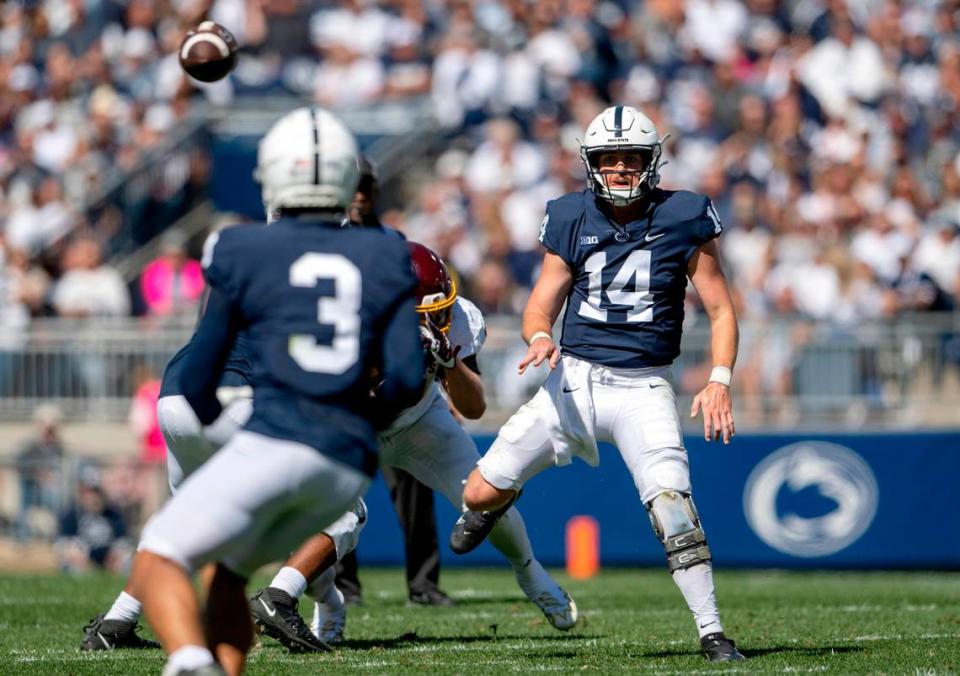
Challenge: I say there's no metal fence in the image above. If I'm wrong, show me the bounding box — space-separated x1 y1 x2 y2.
1 314 958 429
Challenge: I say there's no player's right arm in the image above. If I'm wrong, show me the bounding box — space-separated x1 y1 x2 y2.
518 251 573 374
178 287 242 424
375 296 427 425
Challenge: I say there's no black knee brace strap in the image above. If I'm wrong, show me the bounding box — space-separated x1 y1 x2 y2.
665 527 711 572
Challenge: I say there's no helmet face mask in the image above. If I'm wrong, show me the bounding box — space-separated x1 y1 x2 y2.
580 106 664 206
255 107 360 219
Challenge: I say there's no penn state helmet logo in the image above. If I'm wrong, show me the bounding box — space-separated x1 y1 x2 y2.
743 441 878 557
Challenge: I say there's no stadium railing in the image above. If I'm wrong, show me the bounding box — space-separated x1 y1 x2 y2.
0 313 957 428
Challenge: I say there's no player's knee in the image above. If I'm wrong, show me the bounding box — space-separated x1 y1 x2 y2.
462 470 509 511
645 491 712 572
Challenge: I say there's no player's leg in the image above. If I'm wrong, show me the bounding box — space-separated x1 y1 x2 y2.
453 389 558 553
333 551 362 604
81 394 217 651
252 500 366 651
381 466 450 606
138 431 368 673
383 397 577 630
604 374 743 662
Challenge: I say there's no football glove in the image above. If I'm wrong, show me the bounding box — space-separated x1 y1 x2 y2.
420 323 460 370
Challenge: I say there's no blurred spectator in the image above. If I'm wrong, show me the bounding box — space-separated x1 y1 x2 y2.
128 363 166 517
129 364 164 466
51 236 129 317
139 230 204 316
15 404 66 539
911 216 960 300
57 467 130 574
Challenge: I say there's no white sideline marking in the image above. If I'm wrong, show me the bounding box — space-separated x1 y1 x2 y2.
853 633 960 642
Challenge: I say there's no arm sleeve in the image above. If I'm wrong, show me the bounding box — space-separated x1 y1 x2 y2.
374 297 427 425
178 288 242 425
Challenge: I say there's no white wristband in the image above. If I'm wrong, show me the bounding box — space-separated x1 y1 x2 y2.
709 365 732 387
528 331 553 346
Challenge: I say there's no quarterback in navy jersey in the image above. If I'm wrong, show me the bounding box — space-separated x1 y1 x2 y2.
136 107 425 676
452 106 744 663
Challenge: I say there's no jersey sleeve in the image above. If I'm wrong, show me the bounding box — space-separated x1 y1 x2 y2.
448 297 486 359
200 226 247 301
696 197 724 244
537 197 577 266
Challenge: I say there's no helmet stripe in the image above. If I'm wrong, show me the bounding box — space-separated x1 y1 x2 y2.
613 105 623 138
310 108 320 185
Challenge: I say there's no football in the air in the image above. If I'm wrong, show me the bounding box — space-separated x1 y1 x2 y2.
179 21 238 83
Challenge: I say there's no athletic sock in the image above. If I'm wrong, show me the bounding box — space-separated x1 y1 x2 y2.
487 508 535 565
270 566 308 600
162 645 214 676
672 562 723 638
104 591 143 623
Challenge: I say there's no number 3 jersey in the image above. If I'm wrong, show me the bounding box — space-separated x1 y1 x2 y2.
189 217 425 476
539 188 722 369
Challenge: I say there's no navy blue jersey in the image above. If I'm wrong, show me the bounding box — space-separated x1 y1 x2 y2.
179 217 425 477
158 330 252 399
539 189 722 368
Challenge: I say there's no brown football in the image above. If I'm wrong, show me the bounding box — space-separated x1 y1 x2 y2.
179 21 238 83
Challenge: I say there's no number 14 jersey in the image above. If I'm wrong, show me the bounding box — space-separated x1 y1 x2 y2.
539 188 723 369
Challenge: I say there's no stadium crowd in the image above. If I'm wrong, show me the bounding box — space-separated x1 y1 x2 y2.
0 0 958 329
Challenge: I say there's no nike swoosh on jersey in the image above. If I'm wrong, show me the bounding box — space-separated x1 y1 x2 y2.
562 387 580 393
259 597 277 618
645 232 665 242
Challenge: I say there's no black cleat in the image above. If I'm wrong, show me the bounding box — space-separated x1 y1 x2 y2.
250 588 331 653
700 632 745 662
80 613 160 650
449 489 522 555
408 587 455 607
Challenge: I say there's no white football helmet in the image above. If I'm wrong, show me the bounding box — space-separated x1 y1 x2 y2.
580 105 665 206
255 107 360 219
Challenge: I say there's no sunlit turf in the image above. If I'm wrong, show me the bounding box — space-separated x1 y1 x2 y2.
1 567 958 673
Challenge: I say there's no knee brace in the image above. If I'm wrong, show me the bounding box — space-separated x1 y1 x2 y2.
645 491 712 572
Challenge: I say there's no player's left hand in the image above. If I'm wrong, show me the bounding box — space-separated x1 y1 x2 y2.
690 382 735 444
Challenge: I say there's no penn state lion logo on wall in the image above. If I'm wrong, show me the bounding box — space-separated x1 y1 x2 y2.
743 441 878 557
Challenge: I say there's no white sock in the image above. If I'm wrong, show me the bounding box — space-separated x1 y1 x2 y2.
162 645 214 676
270 566 308 599
487 508 535 566
672 562 723 638
104 591 143 623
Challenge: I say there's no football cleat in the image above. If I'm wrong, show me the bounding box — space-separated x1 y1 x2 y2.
700 632 745 662
80 613 160 650
408 587 455 607
449 490 522 555
311 586 347 645
514 559 579 631
250 588 331 653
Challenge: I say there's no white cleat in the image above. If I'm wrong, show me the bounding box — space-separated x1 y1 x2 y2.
514 559 579 631
311 586 347 645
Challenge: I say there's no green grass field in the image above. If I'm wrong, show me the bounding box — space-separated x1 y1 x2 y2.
1 568 958 674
